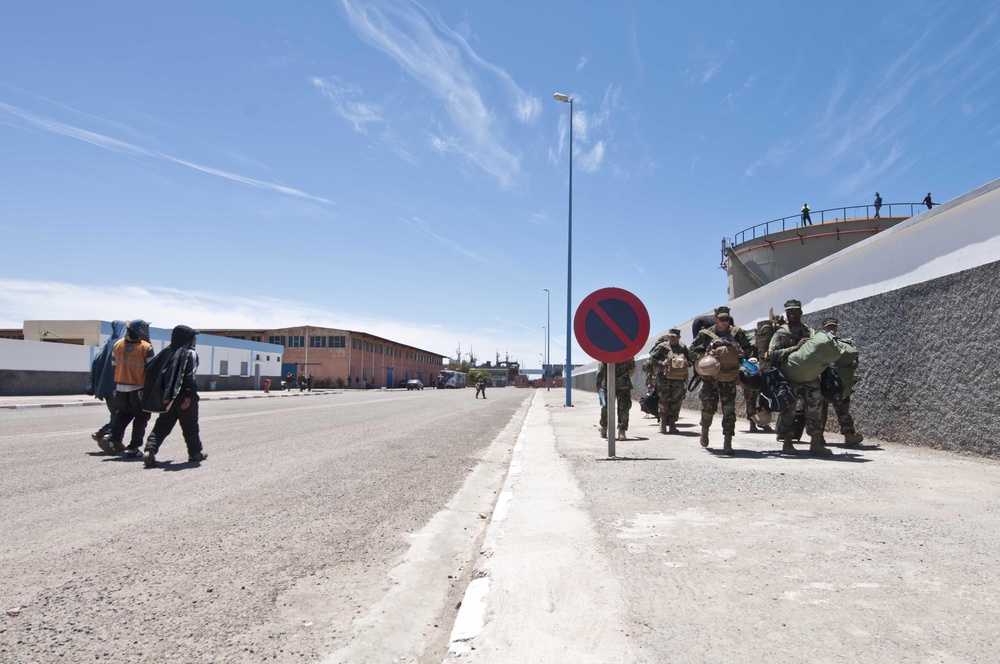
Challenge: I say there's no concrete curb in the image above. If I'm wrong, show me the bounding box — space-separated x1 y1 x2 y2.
445 391 533 659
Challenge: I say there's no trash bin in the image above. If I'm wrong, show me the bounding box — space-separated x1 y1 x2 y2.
263 378 271 393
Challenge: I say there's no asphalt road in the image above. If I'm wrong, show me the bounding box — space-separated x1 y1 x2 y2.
0 387 531 663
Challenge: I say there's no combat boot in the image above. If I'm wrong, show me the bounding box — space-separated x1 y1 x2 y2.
749 420 759 433
809 434 833 456
844 432 864 447
700 426 710 448
668 424 680 434
779 438 797 455
659 421 667 434
599 425 607 437
723 434 734 455
617 427 627 441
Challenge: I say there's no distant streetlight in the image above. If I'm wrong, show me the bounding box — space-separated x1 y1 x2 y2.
553 92 573 407
542 288 551 391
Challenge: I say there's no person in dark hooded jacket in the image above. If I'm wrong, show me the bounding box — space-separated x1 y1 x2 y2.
86 320 126 445
101 319 155 457
141 325 207 468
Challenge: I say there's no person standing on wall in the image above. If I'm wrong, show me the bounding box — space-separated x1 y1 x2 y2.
923 192 934 209
801 203 812 226
873 192 882 219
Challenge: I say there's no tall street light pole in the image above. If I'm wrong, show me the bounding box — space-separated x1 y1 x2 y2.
553 92 573 407
542 288 551 391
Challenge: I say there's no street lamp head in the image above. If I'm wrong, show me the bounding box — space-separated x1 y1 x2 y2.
553 93 571 103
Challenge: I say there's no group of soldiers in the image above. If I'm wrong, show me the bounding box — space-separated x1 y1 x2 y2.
597 299 862 456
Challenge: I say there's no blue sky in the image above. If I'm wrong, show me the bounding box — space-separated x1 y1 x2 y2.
2 1 998 369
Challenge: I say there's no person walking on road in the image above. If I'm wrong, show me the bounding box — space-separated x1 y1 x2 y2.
101 319 154 457
648 329 697 435
141 325 207 468
690 306 754 454
820 317 864 448
86 320 126 449
475 376 487 399
768 299 833 457
597 357 636 441
801 203 812 226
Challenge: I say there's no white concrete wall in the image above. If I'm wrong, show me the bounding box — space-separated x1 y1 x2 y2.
0 338 91 371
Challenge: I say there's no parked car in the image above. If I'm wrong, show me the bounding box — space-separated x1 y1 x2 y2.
405 379 424 391
398 379 408 388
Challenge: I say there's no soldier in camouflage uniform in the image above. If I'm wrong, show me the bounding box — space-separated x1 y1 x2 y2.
596 357 636 441
690 306 754 454
768 299 833 456
819 317 863 447
648 329 697 435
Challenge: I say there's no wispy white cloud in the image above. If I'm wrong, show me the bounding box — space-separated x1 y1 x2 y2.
576 56 588 72
577 141 606 172
725 75 757 111
683 38 734 85
339 0 538 187
398 215 483 262
310 76 384 134
745 140 792 177
0 101 333 204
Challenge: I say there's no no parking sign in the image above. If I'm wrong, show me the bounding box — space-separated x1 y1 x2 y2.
574 287 650 457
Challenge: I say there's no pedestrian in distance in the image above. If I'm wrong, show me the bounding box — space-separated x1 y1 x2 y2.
873 192 882 219
86 320 126 448
141 325 207 468
801 203 812 226
923 192 934 210
475 376 487 399
101 319 155 457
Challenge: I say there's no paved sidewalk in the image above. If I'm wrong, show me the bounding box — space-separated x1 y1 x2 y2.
448 388 1000 663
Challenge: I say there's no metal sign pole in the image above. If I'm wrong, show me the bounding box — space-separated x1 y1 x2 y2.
608 362 616 457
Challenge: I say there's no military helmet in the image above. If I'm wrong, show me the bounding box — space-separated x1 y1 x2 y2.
694 354 721 377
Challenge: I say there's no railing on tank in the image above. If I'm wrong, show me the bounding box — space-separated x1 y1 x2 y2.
729 202 926 247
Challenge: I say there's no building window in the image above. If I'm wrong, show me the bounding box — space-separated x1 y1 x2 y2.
288 336 305 348
219 360 229 376
364 341 370 351
310 336 327 348
251 335 262 342
268 336 286 346
352 338 361 350
377 344 383 353
240 361 249 376
330 336 346 348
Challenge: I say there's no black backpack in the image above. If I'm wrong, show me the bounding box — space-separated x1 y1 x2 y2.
820 364 845 401
760 351 796 412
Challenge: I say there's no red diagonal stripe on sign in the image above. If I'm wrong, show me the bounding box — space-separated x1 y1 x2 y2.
592 302 633 347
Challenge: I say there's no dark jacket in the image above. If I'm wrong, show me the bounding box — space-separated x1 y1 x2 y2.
142 325 199 412
86 320 126 398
